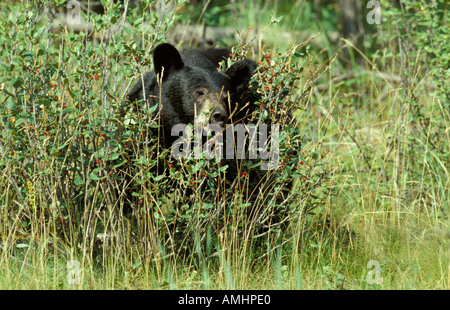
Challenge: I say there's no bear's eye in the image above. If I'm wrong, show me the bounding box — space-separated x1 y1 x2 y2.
195 90 205 97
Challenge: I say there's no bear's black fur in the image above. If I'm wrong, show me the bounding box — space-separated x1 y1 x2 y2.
123 43 292 247
127 43 257 147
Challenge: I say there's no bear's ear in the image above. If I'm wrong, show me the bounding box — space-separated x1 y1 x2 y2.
202 48 231 68
225 59 256 89
153 43 184 79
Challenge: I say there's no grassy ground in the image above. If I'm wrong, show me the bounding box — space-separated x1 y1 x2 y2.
0 0 448 289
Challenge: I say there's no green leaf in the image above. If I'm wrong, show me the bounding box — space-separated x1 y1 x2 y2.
6 98 15 109
12 78 23 88
89 173 102 181
113 159 127 169
148 103 158 114
15 118 24 126
154 175 165 181
110 153 120 160
74 177 85 186
123 26 132 36
1 63 10 72
271 15 283 23
132 262 141 270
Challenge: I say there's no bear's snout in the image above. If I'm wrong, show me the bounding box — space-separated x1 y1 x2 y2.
210 108 228 127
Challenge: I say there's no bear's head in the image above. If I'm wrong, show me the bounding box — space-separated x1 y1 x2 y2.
152 43 255 133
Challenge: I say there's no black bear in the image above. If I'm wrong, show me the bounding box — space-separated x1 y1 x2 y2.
126 43 257 147
123 43 292 247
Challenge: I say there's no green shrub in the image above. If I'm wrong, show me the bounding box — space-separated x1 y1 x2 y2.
0 1 333 267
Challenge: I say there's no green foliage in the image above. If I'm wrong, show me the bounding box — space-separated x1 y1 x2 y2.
0 0 448 290
0 0 180 253
0 0 331 272
382 0 449 153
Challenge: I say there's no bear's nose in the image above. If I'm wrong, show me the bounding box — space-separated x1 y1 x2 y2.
210 109 228 127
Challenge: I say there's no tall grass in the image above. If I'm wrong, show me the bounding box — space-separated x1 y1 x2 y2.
0 0 449 289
